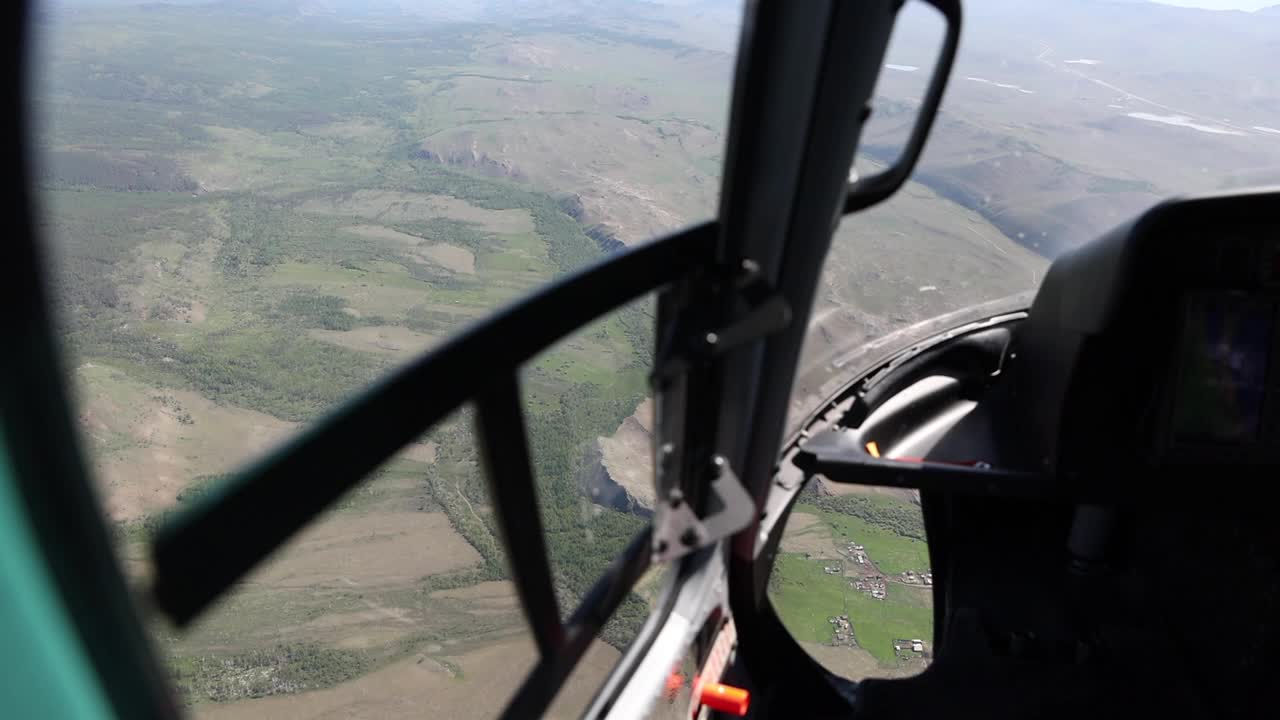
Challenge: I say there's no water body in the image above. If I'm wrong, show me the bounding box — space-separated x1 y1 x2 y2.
965 76 1035 94
1126 112 1245 136
885 64 919 72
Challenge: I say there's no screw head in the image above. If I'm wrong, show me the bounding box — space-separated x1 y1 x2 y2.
680 528 699 547
659 442 676 471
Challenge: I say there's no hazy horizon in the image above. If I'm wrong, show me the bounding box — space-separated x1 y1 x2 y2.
1152 0 1277 9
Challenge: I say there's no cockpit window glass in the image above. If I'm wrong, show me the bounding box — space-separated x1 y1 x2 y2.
768 489 934 680
32 0 742 714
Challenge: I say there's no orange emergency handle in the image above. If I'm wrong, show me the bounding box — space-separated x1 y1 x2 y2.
699 682 750 716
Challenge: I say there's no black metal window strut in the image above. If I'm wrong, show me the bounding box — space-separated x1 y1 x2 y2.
147 221 712 718
474 373 564 657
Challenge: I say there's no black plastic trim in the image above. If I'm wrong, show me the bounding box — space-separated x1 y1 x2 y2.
502 527 652 719
476 373 564 658
844 0 961 214
794 438 1052 499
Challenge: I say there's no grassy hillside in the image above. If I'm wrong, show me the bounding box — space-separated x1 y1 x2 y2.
769 490 934 673
866 0 1280 256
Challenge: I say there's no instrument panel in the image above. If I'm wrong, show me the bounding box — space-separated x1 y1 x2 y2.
998 188 1280 470
1157 225 1280 460
1169 291 1275 446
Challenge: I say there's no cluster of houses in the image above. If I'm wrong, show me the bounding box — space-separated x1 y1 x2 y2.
900 569 933 586
893 638 928 658
828 615 855 645
851 575 888 600
812 536 935 653
812 537 933 604
845 542 868 565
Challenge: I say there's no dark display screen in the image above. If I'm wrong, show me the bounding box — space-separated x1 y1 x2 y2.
1171 294 1274 444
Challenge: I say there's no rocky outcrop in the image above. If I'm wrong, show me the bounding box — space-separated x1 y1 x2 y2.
559 194 625 254
558 193 586 221
413 154 618 255
585 398 655 517
580 442 653 518
413 142 525 181
585 224 626 254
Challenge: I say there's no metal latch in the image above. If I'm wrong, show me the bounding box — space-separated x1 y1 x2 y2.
652 455 755 564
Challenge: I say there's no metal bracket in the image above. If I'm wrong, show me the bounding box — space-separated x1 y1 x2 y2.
652 456 755 564
706 258 792 355
651 259 792 385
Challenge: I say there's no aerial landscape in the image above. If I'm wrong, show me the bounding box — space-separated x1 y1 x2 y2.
30 0 1280 715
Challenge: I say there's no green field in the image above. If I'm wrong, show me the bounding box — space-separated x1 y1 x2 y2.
768 492 933 672
796 504 931 575
770 553 931 666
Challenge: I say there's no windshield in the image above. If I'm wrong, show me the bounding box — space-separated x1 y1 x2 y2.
28 0 1280 714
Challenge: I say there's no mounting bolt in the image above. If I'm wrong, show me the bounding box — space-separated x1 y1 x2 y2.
710 455 727 478
705 332 719 346
668 488 684 508
656 540 669 554
680 528 699 547
660 442 676 472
